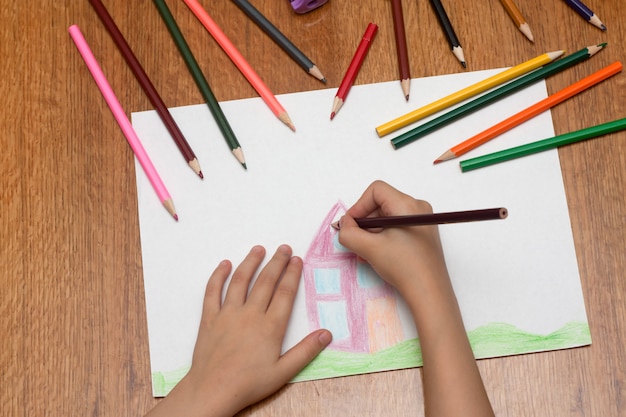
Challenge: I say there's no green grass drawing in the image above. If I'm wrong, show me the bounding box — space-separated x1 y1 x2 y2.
151 321 591 396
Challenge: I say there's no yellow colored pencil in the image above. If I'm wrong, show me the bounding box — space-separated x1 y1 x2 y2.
376 50 564 137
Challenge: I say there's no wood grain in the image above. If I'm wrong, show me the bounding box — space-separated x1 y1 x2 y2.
1 1 624 416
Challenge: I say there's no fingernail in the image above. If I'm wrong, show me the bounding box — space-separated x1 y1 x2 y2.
319 330 332 345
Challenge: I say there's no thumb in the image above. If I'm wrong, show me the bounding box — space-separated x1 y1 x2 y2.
276 329 332 380
337 214 377 259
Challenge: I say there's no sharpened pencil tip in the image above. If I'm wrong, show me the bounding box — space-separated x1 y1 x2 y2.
461 61 467 69
198 171 204 179
242 162 247 170
433 159 442 165
405 94 409 101
322 78 327 84
330 112 335 120
173 214 179 221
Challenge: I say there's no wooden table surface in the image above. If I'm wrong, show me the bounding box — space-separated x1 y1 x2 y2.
2 1 625 416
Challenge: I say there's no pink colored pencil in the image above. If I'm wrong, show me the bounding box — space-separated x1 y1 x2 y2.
68 24 178 221
182 0 295 131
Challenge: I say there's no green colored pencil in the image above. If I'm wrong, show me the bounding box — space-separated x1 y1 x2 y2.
460 117 626 172
153 0 246 169
391 43 607 150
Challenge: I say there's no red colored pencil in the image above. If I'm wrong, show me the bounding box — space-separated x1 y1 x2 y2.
330 23 378 120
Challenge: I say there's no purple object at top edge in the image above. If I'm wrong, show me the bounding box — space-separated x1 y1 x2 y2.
289 0 328 14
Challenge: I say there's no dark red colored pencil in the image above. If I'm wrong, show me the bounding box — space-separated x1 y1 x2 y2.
89 0 203 178
390 0 411 100
332 208 508 229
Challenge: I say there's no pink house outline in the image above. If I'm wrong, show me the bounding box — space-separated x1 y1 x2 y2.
303 202 404 353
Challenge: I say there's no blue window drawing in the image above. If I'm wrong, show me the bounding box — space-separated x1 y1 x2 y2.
317 300 350 341
314 268 342 294
357 262 385 288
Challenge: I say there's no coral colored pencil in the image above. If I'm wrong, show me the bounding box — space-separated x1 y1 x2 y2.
68 25 178 221
435 61 622 163
331 23 378 120
183 0 295 131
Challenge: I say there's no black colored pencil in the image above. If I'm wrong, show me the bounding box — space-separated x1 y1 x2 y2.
332 208 508 229
232 0 326 83
428 0 466 68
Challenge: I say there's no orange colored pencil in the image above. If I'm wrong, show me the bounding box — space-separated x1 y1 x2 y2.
434 61 622 163
498 0 534 42
182 0 295 131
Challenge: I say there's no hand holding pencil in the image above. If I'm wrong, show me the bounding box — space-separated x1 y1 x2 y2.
336 180 497 417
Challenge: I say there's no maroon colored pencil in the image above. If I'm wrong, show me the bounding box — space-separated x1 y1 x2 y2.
89 0 203 178
330 22 378 120
390 0 411 100
332 208 508 229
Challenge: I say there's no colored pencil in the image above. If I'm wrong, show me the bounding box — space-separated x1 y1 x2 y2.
232 0 326 83
331 207 508 230
68 25 178 221
377 50 564 137
563 0 606 31
390 0 411 100
429 0 466 68
390 43 606 150
183 0 296 131
498 0 534 42
436 61 622 163
89 0 203 178
330 23 378 120
460 117 626 172
153 0 246 169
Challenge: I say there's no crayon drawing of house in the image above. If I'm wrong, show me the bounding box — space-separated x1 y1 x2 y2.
303 202 404 353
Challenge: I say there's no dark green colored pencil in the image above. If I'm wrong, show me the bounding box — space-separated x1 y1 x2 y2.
153 0 246 169
460 117 626 172
391 43 607 150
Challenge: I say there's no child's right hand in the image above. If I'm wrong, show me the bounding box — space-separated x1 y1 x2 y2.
337 180 450 298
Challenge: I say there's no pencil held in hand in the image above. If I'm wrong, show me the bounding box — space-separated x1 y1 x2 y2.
332 208 508 229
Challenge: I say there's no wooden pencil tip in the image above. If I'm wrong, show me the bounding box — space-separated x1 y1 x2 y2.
405 95 409 102
330 221 340 230
433 159 442 165
330 112 336 120
198 171 204 179
173 214 179 221
461 61 467 69
242 162 247 170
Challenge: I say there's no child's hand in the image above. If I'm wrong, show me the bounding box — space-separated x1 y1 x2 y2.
146 245 332 417
337 180 449 297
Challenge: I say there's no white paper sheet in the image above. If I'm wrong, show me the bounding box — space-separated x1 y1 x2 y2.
132 69 589 396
